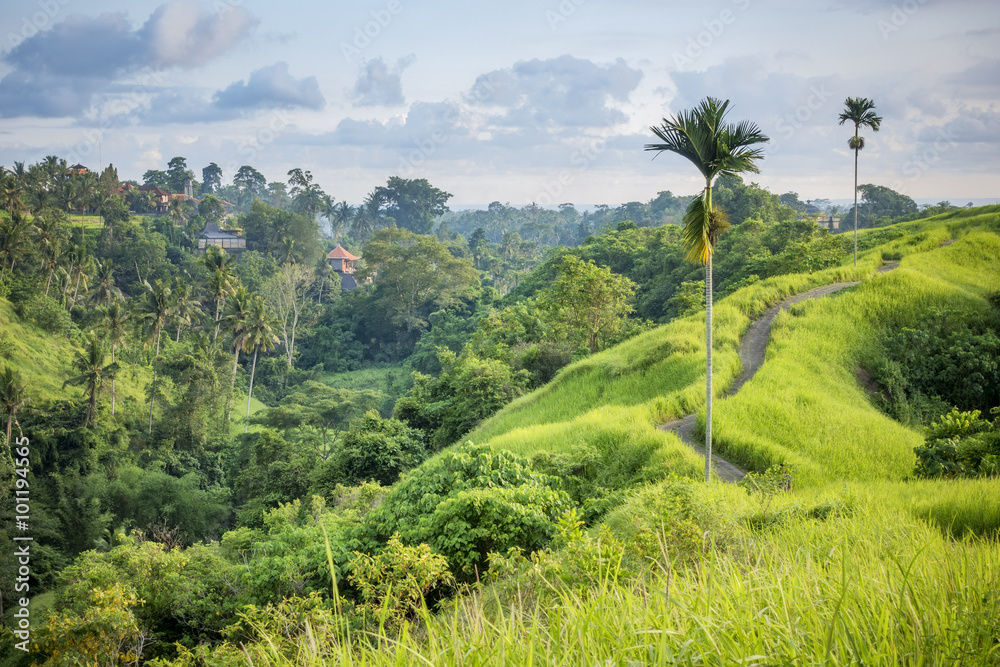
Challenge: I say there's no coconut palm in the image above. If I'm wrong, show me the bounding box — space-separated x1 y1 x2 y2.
645 96 768 482
838 97 883 266
240 296 280 433
172 278 202 341
0 365 31 447
139 279 175 433
167 197 189 245
63 334 118 427
90 259 123 307
203 247 236 340
222 284 253 420
0 213 32 279
102 302 130 416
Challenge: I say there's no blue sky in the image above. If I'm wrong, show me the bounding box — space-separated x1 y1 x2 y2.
0 0 997 206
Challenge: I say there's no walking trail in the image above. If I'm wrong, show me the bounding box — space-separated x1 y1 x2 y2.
657 262 898 482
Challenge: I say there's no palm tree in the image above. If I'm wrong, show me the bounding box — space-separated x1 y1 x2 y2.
102 302 129 416
172 278 202 341
63 334 118 427
90 259 123 307
645 97 768 482
203 246 235 339
0 365 31 447
139 279 175 433
222 285 253 420
240 296 280 433
167 197 188 245
838 97 883 266
0 214 31 279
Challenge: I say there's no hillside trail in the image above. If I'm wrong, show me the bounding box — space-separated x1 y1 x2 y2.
657 261 899 483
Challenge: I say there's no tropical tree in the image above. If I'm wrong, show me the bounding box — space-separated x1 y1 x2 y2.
838 97 883 265
0 214 32 279
645 96 768 481
167 197 189 244
102 302 130 416
139 279 175 433
90 259 124 308
172 278 202 341
63 334 118 427
223 285 253 419
240 296 280 433
0 365 31 447
203 246 235 339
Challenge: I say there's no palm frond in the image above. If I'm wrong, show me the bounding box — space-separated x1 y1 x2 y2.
682 196 711 264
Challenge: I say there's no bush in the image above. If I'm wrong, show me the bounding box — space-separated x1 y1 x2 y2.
27 295 72 333
358 443 572 580
347 534 453 627
914 408 1000 479
323 411 426 487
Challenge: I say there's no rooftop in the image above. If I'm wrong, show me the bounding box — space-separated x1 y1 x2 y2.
327 244 360 261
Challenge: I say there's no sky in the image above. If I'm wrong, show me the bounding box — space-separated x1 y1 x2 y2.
0 0 998 207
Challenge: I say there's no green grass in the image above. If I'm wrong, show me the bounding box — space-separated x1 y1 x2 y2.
319 365 407 395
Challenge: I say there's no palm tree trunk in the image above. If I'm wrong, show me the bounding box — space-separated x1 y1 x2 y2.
111 349 116 417
705 246 714 482
147 367 157 435
244 346 258 434
214 299 222 340
227 348 240 420
853 130 859 267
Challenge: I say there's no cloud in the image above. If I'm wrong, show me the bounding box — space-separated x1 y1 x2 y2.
139 1 256 69
214 62 325 111
352 56 415 107
467 55 643 128
0 2 255 118
917 107 1000 144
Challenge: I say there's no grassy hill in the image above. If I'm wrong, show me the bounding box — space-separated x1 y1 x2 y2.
311 208 1000 665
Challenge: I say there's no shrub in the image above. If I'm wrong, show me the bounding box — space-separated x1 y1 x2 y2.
358 443 572 580
347 534 453 628
914 407 1000 479
328 410 426 486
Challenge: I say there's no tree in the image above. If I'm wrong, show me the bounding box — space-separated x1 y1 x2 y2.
64 334 118 427
646 96 768 482
223 284 253 420
287 168 325 218
838 97 883 266
0 365 31 446
166 156 194 194
203 246 236 340
201 162 223 194
142 169 169 189
373 177 452 234
140 279 175 434
198 194 225 224
241 296 280 433
537 255 637 353
234 165 267 208
357 227 480 334
0 213 31 279
102 302 129 416
263 262 313 369
90 259 123 308
167 197 189 244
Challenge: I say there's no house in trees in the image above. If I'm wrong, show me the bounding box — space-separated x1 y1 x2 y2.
327 244 360 291
196 221 246 257
69 163 88 175
137 185 171 214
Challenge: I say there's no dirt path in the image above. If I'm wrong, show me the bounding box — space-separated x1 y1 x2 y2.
658 263 898 482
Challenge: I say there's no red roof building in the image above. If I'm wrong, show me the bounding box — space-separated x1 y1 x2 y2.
326 245 360 273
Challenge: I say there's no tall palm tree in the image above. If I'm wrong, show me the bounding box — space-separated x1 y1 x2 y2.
172 278 202 341
222 285 253 420
0 365 31 447
202 246 235 340
63 334 118 428
167 197 188 245
838 97 883 266
646 97 768 482
102 302 129 416
139 279 175 433
90 259 123 307
0 214 31 279
240 296 280 433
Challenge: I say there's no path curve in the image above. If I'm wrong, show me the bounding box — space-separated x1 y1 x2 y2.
658 262 898 482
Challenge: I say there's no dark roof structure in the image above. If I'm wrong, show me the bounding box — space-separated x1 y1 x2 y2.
198 221 241 239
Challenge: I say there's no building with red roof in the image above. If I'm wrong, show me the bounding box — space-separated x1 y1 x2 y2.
326 244 361 291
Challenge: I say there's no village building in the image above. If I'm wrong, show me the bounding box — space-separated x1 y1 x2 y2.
195 221 246 256
327 244 360 291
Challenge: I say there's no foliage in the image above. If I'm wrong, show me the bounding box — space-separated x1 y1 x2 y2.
358 443 572 580
372 176 452 235
347 534 453 627
914 408 1000 479
316 410 426 488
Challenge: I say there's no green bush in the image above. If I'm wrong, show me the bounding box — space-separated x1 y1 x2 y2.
914 408 1000 479
27 294 73 333
347 534 453 627
358 443 572 580
323 410 426 487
